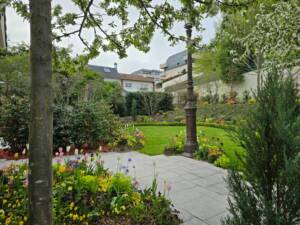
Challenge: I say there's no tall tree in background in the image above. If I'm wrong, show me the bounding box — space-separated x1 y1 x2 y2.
28 0 53 224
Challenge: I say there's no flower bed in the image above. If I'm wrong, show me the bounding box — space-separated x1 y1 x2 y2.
164 130 232 169
0 127 145 160
0 155 180 225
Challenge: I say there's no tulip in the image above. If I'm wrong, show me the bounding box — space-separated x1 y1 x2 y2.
66 146 71 153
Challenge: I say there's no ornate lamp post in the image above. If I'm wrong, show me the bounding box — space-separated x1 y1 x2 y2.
183 23 198 157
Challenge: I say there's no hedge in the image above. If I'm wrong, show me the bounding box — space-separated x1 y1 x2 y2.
133 121 234 130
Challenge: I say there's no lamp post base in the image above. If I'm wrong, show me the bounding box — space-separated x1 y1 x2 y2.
183 141 198 158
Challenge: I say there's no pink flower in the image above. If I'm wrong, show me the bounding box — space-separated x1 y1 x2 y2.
59 152 64 157
58 147 63 153
55 152 59 157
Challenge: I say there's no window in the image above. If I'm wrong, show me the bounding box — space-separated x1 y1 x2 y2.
104 68 111 72
140 84 149 91
125 83 132 88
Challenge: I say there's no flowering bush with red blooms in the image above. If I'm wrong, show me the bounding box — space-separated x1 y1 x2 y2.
0 154 180 225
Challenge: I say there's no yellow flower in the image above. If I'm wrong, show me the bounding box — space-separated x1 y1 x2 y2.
5 217 11 225
23 216 28 222
3 199 7 204
72 214 79 221
58 165 66 173
19 221 24 225
0 209 5 218
69 202 74 209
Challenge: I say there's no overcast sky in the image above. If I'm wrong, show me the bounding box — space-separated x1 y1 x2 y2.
6 3 221 74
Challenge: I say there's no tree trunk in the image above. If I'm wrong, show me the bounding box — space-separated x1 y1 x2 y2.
256 52 262 92
28 0 53 224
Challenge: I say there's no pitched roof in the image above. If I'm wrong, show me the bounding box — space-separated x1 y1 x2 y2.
120 73 154 83
164 50 187 71
87 64 119 80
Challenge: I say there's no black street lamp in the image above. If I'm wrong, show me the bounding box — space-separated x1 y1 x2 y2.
183 23 198 157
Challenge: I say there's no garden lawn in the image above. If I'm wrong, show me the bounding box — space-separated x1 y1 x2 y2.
136 126 243 168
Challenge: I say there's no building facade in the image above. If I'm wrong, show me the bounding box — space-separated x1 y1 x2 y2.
0 7 7 49
131 69 162 83
160 50 199 91
88 65 155 94
120 74 154 93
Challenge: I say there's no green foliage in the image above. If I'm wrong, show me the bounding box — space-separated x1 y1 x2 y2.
0 48 30 98
0 158 180 225
223 68 300 225
0 97 30 151
78 175 99 193
108 173 132 196
194 131 225 164
0 99 121 151
53 104 72 150
131 99 137 121
69 101 121 148
241 0 300 69
109 126 145 151
125 92 173 116
164 131 185 155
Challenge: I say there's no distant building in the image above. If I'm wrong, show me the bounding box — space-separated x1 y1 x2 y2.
160 50 196 91
0 7 7 49
88 64 120 83
88 64 155 94
131 69 162 83
120 73 154 93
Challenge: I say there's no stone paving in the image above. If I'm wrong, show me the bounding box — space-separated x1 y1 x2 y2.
101 152 229 225
0 151 229 225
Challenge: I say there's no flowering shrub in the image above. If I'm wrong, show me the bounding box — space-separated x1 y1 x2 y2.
164 131 185 155
109 126 145 151
0 155 180 225
194 131 226 165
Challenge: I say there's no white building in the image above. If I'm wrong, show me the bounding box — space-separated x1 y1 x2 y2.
88 64 155 94
0 7 7 49
131 69 162 83
160 50 201 91
120 73 155 93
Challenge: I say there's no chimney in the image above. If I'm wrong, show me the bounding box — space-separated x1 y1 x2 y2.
114 62 118 71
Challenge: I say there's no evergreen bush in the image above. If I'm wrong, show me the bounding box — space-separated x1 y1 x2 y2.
223 68 300 225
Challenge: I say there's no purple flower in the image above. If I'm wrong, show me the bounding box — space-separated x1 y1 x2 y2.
128 158 132 162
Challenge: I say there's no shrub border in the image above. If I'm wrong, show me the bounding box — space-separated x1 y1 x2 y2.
133 122 233 129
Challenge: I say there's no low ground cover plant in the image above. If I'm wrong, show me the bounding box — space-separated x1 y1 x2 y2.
0 154 180 225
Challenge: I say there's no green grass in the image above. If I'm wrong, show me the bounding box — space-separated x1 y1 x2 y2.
136 125 243 167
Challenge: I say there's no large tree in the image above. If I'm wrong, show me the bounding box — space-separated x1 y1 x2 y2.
28 0 53 224
4 0 179 223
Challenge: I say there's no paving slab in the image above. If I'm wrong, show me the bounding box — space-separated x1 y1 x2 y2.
0 151 229 225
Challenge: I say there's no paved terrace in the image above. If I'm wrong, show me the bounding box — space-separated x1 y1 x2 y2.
0 151 229 225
